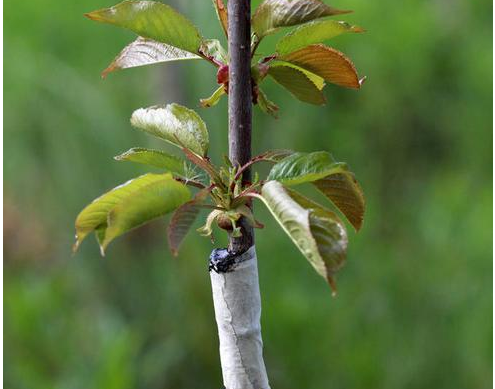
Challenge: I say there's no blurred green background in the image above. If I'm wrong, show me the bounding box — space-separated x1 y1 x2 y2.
4 0 492 388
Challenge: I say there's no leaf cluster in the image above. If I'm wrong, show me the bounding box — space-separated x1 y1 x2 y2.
74 104 364 292
85 0 365 116
75 0 367 292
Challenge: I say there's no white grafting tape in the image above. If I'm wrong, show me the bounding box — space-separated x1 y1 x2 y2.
210 246 271 389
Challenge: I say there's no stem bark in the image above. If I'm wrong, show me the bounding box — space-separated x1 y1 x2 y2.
228 0 253 252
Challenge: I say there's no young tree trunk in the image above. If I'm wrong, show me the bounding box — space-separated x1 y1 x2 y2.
208 1 271 388
227 0 253 254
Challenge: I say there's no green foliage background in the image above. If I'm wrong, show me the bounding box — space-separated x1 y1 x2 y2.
4 0 492 388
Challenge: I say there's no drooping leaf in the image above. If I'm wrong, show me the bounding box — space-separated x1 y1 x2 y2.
268 63 326 105
197 209 224 238
314 172 365 231
252 0 351 38
200 85 226 108
268 151 365 230
131 104 209 157
268 151 346 185
260 181 347 291
257 88 280 118
74 173 187 252
276 20 364 55
212 0 228 37
114 147 186 175
101 174 190 251
102 37 200 78
85 1 202 53
95 225 107 255
280 44 362 89
167 187 212 256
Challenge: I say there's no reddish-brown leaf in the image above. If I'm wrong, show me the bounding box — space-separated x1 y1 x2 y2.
280 44 362 89
167 187 211 256
314 172 365 231
213 0 228 38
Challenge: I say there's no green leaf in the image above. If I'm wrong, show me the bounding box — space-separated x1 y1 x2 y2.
102 37 200 78
131 104 209 157
314 172 365 231
74 173 189 253
85 1 202 53
268 151 365 230
114 147 186 175
268 63 326 105
268 151 346 185
276 20 364 55
260 181 347 292
252 0 351 38
269 60 326 89
280 44 362 89
167 187 211 256
200 85 226 108
102 174 190 252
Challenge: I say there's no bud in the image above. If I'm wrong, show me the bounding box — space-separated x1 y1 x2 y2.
216 64 229 85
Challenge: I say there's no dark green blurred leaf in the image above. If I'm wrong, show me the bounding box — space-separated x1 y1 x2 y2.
102 37 200 78
131 104 209 157
252 0 351 38
276 20 364 55
280 44 362 88
260 181 347 292
101 174 190 252
85 0 202 53
114 147 186 175
268 63 326 105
